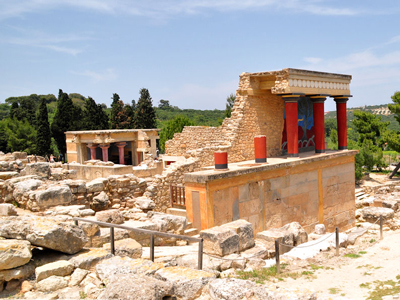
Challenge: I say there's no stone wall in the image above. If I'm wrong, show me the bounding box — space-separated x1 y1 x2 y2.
165 74 285 167
184 151 357 234
0 173 147 212
144 158 201 212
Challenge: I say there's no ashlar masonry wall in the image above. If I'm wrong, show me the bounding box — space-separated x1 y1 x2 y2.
184 151 356 234
165 73 284 167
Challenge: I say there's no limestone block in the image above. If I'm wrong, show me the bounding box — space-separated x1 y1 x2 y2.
0 172 18 180
0 239 31 270
200 226 239 257
12 179 43 199
68 268 89 287
23 163 50 178
91 191 110 212
383 200 399 212
0 215 87 254
80 222 100 237
256 230 285 243
36 275 68 292
221 219 255 252
35 185 73 209
123 220 158 244
315 224 326 235
0 262 35 282
95 209 124 224
103 238 142 259
135 196 155 210
35 260 74 282
97 274 173 300
362 207 394 222
148 211 187 234
0 203 17 216
282 222 308 246
68 248 113 270
154 266 215 300
86 179 106 193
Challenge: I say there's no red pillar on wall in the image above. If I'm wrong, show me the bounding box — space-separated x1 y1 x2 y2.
254 135 267 163
100 144 110 162
87 144 98 160
283 95 303 157
116 142 126 165
334 96 350 150
311 96 328 153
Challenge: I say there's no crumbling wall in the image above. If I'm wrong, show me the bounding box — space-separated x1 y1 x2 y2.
0 172 147 212
165 73 285 167
144 158 201 212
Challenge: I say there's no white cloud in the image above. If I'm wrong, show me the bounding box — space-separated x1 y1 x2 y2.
303 57 323 64
0 0 367 20
72 68 117 82
0 27 90 55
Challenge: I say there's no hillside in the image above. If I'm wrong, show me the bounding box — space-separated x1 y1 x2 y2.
325 104 400 131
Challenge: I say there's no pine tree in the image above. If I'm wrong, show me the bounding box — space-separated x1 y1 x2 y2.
36 97 51 156
133 88 156 129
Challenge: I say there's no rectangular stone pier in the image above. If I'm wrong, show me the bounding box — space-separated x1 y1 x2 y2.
184 150 357 234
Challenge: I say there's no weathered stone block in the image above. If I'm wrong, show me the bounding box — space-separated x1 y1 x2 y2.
221 219 254 252
200 226 239 257
0 203 17 216
0 239 31 270
96 209 124 224
35 260 74 282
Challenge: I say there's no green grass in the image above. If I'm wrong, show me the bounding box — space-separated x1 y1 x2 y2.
310 264 324 270
369 239 376 243
344 253 361 258
235 263 314 284
329 288 341 294
366 277 400 300
359 251 367 254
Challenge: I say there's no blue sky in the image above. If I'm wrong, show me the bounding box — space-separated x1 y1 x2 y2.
1 1 400 112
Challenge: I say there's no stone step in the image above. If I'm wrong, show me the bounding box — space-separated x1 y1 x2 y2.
166 208 187 218
186 222 193 230
358 194 370 200
355 191 365 197
184 228 198 237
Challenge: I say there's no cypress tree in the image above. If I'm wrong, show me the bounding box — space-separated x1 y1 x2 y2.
51 89 74 157
110 93 131 129
82 97 109 130
36 97 51 156
133 88 156 129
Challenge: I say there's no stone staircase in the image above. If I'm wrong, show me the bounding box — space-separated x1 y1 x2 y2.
166 207 199 237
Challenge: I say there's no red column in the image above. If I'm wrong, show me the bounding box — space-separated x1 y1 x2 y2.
116 142 126 165
214 151 228 170
334 97 349 150
87 144 98 160
283 96 301 157
311 96 327 153
100 144 110 162
254 135 267 163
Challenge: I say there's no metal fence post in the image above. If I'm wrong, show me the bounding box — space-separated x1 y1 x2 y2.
380 215 383 240
198 239 203 270
150 234 155 262
110 227 115 255
335 227 339 256
275 240 280 274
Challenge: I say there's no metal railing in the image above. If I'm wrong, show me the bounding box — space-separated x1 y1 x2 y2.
170 185 186 208
73 217 204 270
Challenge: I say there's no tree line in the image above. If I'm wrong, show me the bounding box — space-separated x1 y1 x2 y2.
0 88 157 158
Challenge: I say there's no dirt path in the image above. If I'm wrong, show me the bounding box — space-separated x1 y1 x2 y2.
274 229 400 299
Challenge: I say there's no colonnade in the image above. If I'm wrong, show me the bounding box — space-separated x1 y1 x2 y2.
281 94 351 157
86 142 127 164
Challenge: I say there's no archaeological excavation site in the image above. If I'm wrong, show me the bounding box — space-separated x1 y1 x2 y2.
2 68 400 300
